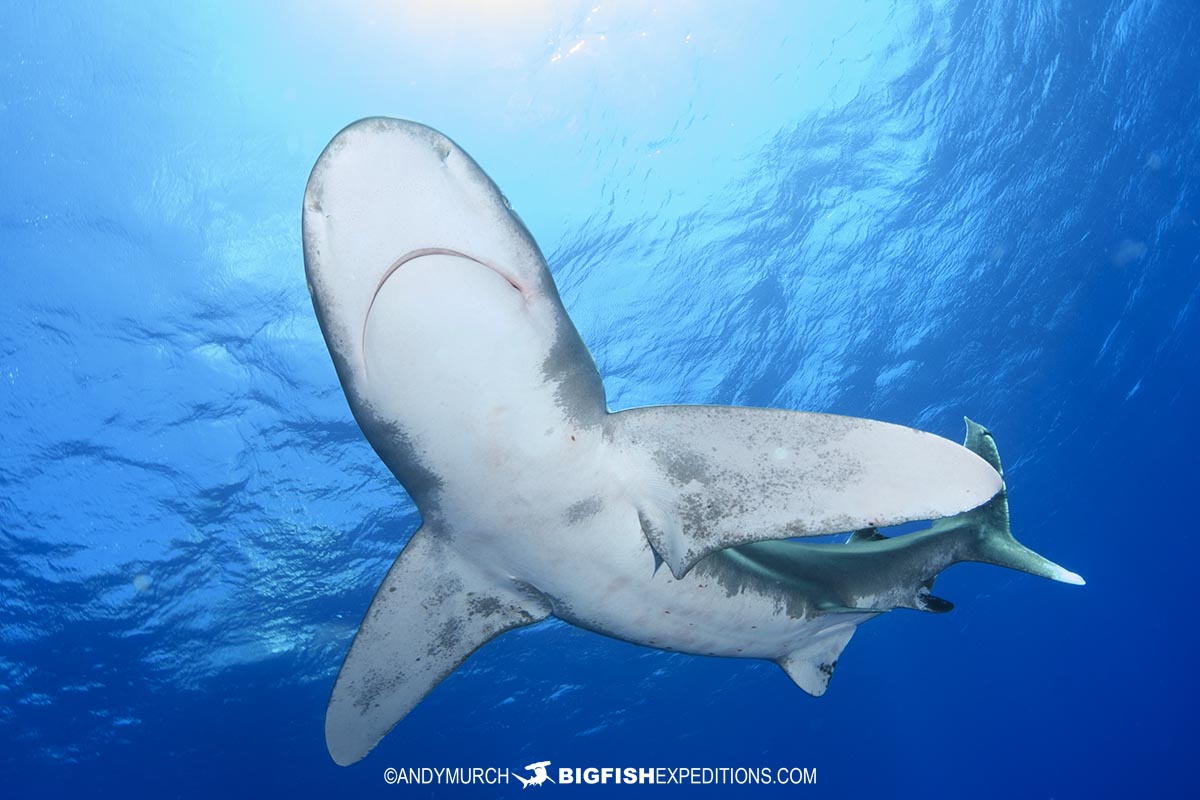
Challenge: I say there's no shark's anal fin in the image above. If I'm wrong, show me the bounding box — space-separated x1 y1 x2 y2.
776 625 857 697
614 405 1002 578
325 524 550 766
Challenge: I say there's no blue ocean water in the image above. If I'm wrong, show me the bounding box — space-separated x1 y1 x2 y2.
2 0 1196 797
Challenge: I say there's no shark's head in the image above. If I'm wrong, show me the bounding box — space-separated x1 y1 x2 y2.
302 118 606 507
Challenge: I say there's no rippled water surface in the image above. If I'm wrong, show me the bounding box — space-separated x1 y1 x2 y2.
2 1 1197 797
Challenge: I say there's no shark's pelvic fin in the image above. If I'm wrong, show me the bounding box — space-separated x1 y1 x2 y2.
776 624 857 697
613 405 1003 578
325 525 551 766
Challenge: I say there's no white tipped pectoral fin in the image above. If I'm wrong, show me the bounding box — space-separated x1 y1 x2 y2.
614 405 1003 578
325 525 550 766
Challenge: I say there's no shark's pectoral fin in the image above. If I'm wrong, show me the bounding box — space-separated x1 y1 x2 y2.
776 624 857 697
325 524 551 766
613 405 1002 578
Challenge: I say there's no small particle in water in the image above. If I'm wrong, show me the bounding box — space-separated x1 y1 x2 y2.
132 574 152 593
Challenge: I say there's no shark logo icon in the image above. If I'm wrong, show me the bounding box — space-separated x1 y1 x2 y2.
515 761 554 789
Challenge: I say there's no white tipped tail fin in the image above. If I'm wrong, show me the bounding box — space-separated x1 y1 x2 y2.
949 419 1086 587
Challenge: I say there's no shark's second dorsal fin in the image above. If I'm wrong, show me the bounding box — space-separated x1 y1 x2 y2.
847 527 888 544
776 625 857 697
325 525 551 766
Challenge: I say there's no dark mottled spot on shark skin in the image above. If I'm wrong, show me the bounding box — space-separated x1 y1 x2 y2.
472 593 546 631
468 594 505 618
564 495 604 524
465 583 551 630
629 407 876 571
427 618 464 658
819 661 837 678
677 492 736 561
351 410 446 514
372 561 463 622
690 549 823 621
540 315 606 429
817 449 865 489
353 665 406 715
781 411 862 449
654 446 717 485
509 580 552 621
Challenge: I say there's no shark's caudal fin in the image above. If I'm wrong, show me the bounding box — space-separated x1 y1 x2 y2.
938 418 1085 586
855 418 1083 616
325 526 551 766
773 419 1082 697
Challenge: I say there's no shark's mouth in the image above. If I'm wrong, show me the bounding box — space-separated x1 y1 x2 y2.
360 247 527 365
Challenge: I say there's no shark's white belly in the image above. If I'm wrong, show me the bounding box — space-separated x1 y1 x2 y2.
437 436 860 662
531 514 864 661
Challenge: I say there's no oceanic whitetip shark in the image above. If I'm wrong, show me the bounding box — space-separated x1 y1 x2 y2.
301 118 1084 766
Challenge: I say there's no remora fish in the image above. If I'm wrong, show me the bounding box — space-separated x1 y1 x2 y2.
301 118 1083 765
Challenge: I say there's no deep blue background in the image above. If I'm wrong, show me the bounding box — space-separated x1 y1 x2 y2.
2 1 1196 797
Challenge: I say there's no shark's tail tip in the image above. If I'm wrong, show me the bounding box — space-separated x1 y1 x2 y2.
1052 565 1086 586
980 537 1087 588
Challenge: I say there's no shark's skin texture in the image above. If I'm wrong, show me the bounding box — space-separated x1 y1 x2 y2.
301 118 1083 766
